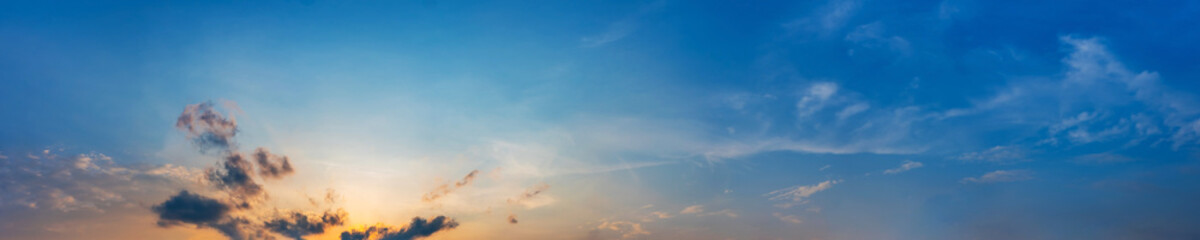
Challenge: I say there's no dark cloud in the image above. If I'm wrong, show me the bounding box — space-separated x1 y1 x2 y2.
208 153 264 198
154 190 347 240
210 217 278 240
153 190 231 226
508 214 518 224
507 183 550 204
339 216 459 240
159 101 311 240
264 209 348 240
176 101 239 152
253 147 295 179
421 170 480 202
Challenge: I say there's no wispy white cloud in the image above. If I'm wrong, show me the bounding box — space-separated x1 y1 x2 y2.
705 81 935 160
883 160 923 174
766 180 840 208
837 103 870 120
961 170 1034 184
678 204 737 218
940 36 1200 150
710 36 1200 164
680 205 704 214
796 82 840 120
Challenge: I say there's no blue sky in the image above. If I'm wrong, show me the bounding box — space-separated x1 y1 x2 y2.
2 0 1200 239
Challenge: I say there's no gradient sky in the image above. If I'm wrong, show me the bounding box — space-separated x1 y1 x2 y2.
3 0 1200 239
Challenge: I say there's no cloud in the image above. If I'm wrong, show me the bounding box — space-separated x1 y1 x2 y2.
207 153 264 200
153 190 231 227
703 81 935 160
680 205 704 214
422 170 480 202
766 180 840 207
942 36 1200 150
1058 36 1200 148
1073 152 1136 164
837 103 870 120
507 182 551 207
961 170 1034 184
176 101 240 152
594 221 650 239
702 137 926 160
717 35 1200 163
263 209 348 240
773 213 803 224
151 191 274 240
956 146 1027 163
339 216 459 240
211 217 277 240
650 211 672 219
253 147 295 179
796 82 840 120
0 151 200 213
159 101 343 240
883 160 923 174
678 205 737 218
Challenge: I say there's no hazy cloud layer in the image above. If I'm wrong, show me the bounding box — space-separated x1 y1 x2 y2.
0 151 200 213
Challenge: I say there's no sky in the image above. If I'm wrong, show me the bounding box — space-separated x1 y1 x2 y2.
2 0 1200 239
